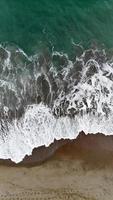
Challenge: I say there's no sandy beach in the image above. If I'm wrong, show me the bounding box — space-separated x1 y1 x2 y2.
0 133 113 200
0 159 113 200
0 0 113 199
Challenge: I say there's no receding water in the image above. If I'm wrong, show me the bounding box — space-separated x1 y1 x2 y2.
0 0 113 162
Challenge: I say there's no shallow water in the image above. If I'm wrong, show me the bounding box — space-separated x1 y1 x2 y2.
0 0 113 162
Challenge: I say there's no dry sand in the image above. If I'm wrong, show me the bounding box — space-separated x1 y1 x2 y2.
0 133 113 200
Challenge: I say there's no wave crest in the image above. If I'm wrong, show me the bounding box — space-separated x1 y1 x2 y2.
0 44 113 162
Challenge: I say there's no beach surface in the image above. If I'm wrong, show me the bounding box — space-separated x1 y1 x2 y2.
0 133 113 199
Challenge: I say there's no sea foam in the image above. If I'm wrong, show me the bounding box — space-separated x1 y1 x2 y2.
0 44 113 162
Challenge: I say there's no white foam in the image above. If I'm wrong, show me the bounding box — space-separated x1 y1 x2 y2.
0 46 113 163
0 103 113 163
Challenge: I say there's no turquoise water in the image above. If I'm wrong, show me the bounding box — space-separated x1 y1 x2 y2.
0 0 113 54
1 0 113 162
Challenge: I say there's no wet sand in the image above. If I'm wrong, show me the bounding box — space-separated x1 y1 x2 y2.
0 133 113 199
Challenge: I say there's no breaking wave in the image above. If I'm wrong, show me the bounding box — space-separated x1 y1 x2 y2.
0 43 113 163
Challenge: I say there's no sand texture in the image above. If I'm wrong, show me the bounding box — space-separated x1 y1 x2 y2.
0 133 113 199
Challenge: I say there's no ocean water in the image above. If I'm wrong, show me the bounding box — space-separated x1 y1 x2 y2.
0 0 113 54
0 0 113 163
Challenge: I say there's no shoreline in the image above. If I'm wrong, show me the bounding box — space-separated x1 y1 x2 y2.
0 132 113 199
1 132 113 167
